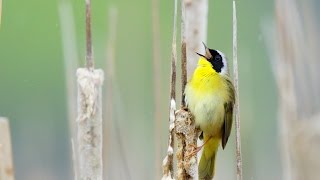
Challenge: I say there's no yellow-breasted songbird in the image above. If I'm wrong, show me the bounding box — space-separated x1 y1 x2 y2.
185 43 235 180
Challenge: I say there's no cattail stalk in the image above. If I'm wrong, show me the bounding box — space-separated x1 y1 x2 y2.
76 0 104 179
76 68 104 180
71 139 78 180
175 0 207 178
85 0 93 69
104 7 131 180
175 0 208 179
59 1 79 139
161 0 177 179
175 0 188 178
232 1 243 180
0 118 15 180
269 0 320 179
175 109 199 179
58 3 79 178
185 0 208 77
104 7 116 179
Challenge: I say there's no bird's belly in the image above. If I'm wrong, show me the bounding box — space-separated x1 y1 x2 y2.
185 83 226 136
185 74 229 137
192 94 225 136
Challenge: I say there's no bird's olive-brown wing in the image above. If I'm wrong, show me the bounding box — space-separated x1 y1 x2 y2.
222 79 235 149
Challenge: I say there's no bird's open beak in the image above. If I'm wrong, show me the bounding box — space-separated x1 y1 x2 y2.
196 52 205 58
202 42 213 59
196 42 212 59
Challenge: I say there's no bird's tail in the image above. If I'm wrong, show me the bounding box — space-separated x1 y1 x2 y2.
198 136 220 180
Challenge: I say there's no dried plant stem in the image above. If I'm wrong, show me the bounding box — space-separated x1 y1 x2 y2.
0 118 15 180
77 68 104 180
161 0 177 179
104 7 131 180
185 0 208 76
105 7 117 82
104 7 116 179
71 139 78 180
175 110 199 179
76 2 105 179
175 0 209 178
85 0 93 69
175 1 188 179
271 1 320 179
58 2 79 135
181 42 187 107
232 1 243 180
170 0 177 103
162 100 176 180
151 0 162 177
180 0 187 107
0 144 4 180
58 4 79 178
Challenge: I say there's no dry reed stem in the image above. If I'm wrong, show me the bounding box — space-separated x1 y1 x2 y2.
104 7 131 180
71 139 78 180
162 100 176 180
161 0 177 179
151 0 162 177
181 41 187 108
271 1 320 179
58 4 79 178
170 0 177 102
58 2 79 136
175 1 188 179
175 0 208 179
76 2 105 179
0 144 4 180
232 1 243 180
185 0 208 77
85 0 93 69
175 110 199 179
272 2 297 179
180 0 187 107
76 68 104 180
0 118 15 180
103 7 117 179
105 8 117 81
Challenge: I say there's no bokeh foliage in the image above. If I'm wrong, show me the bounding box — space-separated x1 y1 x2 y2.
0 0 279 179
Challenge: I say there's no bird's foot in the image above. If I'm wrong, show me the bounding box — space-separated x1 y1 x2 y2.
186 143 205 158
185 137 212 158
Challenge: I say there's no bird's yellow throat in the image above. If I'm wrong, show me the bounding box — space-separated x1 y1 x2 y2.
188 57 229 100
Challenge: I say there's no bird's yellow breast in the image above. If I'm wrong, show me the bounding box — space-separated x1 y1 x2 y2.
185 57 231 136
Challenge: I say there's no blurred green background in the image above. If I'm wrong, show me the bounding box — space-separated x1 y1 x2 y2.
0 0 280 179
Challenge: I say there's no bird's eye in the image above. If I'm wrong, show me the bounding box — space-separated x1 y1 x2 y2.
215 55 222 61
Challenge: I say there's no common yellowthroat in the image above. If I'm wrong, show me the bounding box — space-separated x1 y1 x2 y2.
185 43 235 180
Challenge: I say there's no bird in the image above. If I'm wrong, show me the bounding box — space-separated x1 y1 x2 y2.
184 43 235 180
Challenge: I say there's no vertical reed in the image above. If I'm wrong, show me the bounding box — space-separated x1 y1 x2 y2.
232 1 243 180
0 118 15 180
76 0 104 179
